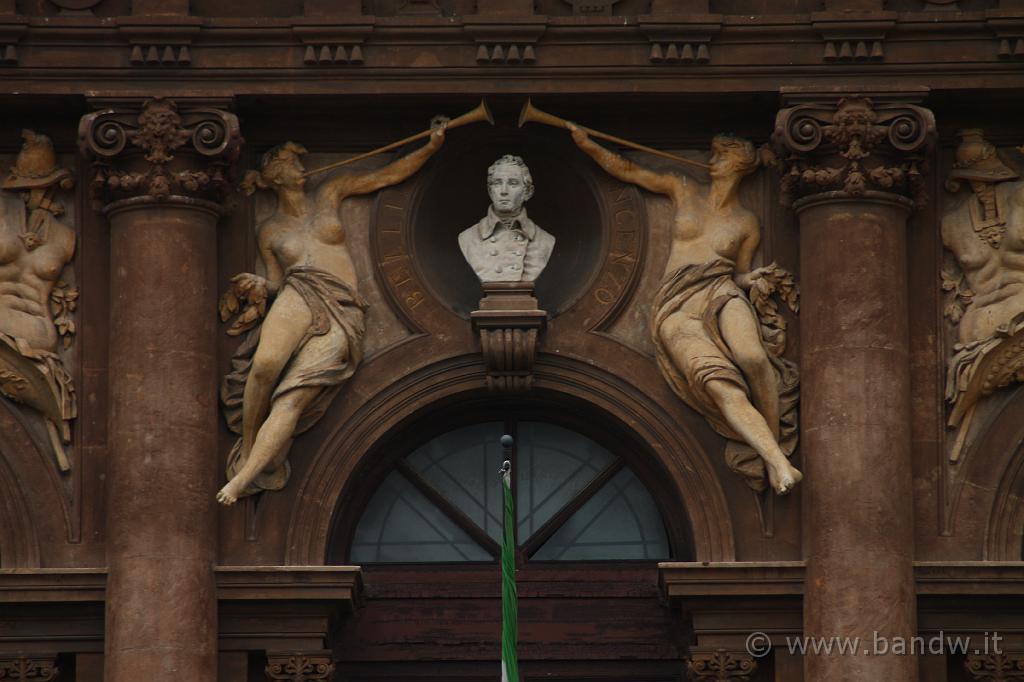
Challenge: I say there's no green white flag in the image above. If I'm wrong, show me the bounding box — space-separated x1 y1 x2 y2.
500 459 519 682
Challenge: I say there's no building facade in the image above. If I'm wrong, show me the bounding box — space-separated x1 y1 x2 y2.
1 0 1023 680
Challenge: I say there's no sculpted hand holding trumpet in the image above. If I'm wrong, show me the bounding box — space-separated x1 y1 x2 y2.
217 98 801 504
520 101 803 495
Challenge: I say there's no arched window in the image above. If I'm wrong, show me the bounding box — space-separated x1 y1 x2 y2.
347 419 672 563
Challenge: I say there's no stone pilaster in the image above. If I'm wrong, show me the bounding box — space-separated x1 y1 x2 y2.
79 98 241 682
773 95 935 681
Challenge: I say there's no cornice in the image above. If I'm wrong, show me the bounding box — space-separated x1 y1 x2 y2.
0 565 364 607
658 561 1024 602
0 13 1012 52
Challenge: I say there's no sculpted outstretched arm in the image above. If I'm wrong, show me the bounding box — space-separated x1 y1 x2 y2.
321 126 446 201
568 123 684 200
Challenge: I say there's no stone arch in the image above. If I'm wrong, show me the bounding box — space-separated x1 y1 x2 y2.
979 387 1024 560
0 399 73 568
943 385 1024 560
283 353 736 565
986 440 1024 561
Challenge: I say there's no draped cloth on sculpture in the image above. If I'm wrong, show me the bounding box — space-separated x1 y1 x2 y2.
945 311 1024 426
0 331 76 470
221 265 368 496
651 258 799 491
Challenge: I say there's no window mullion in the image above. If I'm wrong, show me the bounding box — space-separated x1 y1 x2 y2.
519 458 625 560
395 460 501 558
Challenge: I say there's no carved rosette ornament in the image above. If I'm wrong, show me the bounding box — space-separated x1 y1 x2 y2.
686 649 757 681
773 96 935 208
965 653 1024 681
78 97 241 211
265 652 335 682
0 656 59 681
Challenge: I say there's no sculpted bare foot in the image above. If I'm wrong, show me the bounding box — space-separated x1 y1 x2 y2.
766 459 803 496
216 481 243 506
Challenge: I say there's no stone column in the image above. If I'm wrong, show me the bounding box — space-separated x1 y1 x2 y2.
79 98 241 682
773 96 934 681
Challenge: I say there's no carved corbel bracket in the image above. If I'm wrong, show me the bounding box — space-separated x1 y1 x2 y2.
686 649 758 681
772 95 935 208
0 17 26 65
638 16 721 65
464 18 545 65
117 19 202 68
987 12 1024 59
293 21 374 66
78 97 242 211
811 14 894 63
965 652 1024 681
470 282 546 392
265 651 335 682
0 655 59 681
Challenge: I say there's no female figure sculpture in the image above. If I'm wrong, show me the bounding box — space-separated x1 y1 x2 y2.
217 126 445 505
569 124 802 494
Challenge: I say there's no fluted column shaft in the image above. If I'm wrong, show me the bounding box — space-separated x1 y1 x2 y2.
774 96 935 681
79 99 240 682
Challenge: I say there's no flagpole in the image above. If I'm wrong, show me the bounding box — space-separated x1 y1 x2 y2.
499 434 519 682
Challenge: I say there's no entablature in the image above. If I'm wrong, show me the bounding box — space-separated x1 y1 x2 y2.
0 10 1019 94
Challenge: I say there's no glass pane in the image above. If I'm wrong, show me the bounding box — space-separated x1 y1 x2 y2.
516 421 617 539
406 422 506 542
350 471 492 563
532 468 670 561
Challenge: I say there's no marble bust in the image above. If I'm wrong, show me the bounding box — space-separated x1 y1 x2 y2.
458 154 555 283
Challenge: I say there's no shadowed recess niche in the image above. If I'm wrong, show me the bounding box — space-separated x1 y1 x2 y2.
403 126 606 318
327 402 695 565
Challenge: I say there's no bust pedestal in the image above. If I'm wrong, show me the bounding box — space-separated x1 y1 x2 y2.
470 281 546 392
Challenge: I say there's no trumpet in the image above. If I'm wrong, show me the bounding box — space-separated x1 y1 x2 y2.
518 98 710 171
302 98 495 178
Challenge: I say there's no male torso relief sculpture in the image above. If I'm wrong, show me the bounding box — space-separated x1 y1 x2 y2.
458 154 555 283
941 130 1024 459
0 130 77 472
569 124 802 495
216 126 446 504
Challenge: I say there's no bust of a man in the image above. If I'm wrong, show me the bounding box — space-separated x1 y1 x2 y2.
458 154 556 283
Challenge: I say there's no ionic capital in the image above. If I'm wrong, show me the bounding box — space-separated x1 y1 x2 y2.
78 97 241 212
772 95 935 209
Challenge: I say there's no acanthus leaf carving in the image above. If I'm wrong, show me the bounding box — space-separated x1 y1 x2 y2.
773 96 935 208
965 652 1024 681
50 280 79 349
265 652 335 682
0 656 59 681
78 97 241 208
686 649 757 681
